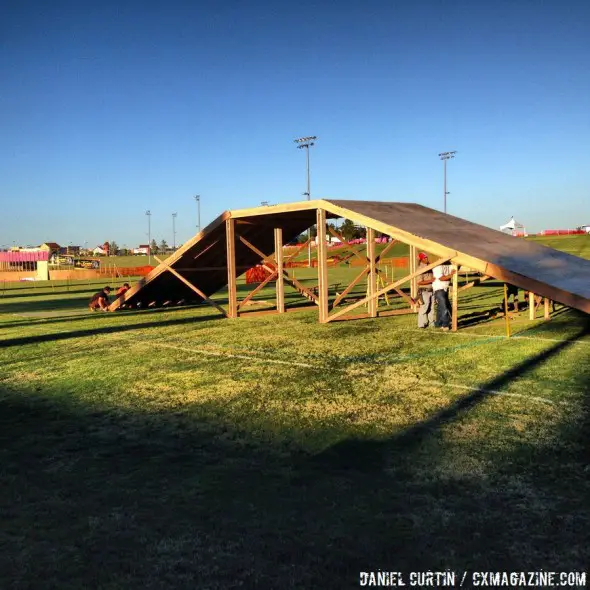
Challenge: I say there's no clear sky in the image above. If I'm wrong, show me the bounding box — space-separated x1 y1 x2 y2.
1 0 589 248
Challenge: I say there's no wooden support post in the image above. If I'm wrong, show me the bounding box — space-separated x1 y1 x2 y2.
409 245 417 310
452 266 458 332
274 227 285 313
529 291 535 320
544 297 550 320
225 219 238 318
503 283 511 338
316 208 329 323
367 228 377 318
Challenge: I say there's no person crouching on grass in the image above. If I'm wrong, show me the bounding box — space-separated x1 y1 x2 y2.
114 283 131 309
89 286 112 312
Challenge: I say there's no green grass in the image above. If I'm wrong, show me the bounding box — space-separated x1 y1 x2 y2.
1 238 589 589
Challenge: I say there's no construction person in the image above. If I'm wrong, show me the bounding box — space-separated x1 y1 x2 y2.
89 286 112 312
432 263 456 331
416 252 435 328
504 284 519 312
115 283 130 298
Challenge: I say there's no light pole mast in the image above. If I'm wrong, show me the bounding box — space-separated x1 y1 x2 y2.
172 212 177 250
194 195 201 233
294 135 317 266
438 151 457 214
146 210 152 265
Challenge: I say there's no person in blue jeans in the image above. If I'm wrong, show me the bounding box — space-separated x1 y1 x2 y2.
432 264 455 330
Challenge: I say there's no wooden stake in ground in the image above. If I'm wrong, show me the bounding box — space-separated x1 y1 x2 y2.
503 283 511 338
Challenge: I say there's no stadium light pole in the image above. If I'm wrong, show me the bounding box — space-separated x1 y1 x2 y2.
194 195 201 233
172 212 177 250
294 135 317 266
438 151 457 214
146 210 152 265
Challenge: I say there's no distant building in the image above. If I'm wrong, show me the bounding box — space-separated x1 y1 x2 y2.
93 245 108 256
132 245 150 255
581 225 590 234
40 242 61 256
59 246 80 255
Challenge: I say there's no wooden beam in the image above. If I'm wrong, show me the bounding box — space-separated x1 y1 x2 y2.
327 227 365 263
153 256 228 317
367 228 377 318
238 234 274 265
225 219 237 318
284 238 311 263
332 267 369 309
529 291 535 320
409 245 417 309
544 297 551 320
237 271 278 310
452 265 459 332
193 239 220 261
274 227 285 313
503 283 511 338
317 209 329 323
327 255 450 322
230 200 323 219
375 239 398 262
282 271 319 303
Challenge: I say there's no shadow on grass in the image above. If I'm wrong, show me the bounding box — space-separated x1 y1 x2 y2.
0 310 224 349
2 324 589 588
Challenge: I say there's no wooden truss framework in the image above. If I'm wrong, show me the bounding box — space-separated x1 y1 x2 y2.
112 200 575 330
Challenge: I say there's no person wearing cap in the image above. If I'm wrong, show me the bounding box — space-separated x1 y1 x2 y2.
89 286 112 312
416 252 435 328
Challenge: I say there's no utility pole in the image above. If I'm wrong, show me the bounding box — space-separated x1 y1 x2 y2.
194 195 201 233
146 210 152 265
438 151 457 214
172 213 177 250
294 135 317 266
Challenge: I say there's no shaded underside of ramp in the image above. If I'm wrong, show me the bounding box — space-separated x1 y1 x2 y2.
112 200 590 315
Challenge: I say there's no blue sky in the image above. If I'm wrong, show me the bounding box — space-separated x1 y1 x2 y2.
1 0 589 248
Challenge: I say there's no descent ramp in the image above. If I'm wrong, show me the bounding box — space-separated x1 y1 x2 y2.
111 200 590 315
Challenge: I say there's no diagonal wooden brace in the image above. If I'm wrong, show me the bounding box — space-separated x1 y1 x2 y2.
328 255 452 322
154 256 228 317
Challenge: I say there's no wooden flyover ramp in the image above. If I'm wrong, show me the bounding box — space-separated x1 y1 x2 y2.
110 200 590 327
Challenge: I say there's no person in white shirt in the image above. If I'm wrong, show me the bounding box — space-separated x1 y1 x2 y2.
432 264 455 330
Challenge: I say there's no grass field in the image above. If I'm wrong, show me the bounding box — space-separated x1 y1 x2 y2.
1 236 589 589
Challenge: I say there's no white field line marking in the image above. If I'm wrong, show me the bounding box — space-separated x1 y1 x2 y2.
131 339 318 369
122 336 571 406
404 327 590 346
421 380 562 406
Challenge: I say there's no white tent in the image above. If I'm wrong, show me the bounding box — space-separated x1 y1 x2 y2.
500 216 527 236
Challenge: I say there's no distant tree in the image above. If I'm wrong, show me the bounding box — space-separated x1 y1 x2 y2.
340 219 356 241
159 239 169 253
150 239 159 255
109 241 119 256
